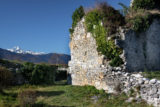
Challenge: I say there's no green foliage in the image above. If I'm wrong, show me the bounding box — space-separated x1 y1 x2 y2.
0 66 13 92
110 56 124 67
0 59 22 70
21 62 35 83
19 62 56 85
132 0 160 10
129 14 151 33
128 89 136 97
126 11 160 33
85 10 102 33
84 85 106 96
69 6 85 34
142 71 160 80
84 3 124 67
31 64 56 85
98 2 125 35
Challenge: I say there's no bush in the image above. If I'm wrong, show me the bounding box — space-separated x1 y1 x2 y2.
69 6 85 34
132 0 160 10
85 9 102 33
0 66 13 92
85 2 124 67
132 15 151 32
98 2 125 35
20 62 35 83
128 14 152 33
18 90 37 107
19 62 56 85
85 2 124 36
110 56 124 67
31 64 56 85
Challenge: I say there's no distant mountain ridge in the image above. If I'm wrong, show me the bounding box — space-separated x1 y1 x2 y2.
0 47 70 65
7 46 45 55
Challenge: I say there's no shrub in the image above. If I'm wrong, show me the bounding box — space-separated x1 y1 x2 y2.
20 62 35 83
31 64 56 85
85 9 102 33
132 0 160 10
19 62 56 85
109 56 124 67
85 2 125 36
97 2 125 35
85 2 124 67
132 15 150 32
18 89 37 107
0 66 13 92
128 14 152 33
69 6 85 34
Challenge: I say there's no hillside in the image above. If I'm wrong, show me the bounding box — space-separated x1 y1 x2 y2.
0 48 70 65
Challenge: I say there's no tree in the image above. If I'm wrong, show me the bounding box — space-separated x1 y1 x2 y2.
20 62 35 83
0 66 13 92
31 64 56 85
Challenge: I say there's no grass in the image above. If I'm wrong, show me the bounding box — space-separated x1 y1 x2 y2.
0 80 152 107
142 71 160 80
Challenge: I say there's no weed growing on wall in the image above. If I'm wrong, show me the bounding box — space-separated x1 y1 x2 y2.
126 11 160 33
85 3 124 67
132 0 160 10
129 14 151 33
69 6 85 35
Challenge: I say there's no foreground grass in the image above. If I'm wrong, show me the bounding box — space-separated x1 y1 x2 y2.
0 81 152 107
142 71 160 80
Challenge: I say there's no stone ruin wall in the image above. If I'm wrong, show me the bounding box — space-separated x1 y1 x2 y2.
116 19 160 71
68 18 160 107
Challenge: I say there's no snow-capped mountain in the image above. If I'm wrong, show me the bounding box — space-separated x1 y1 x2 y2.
0 47 71 64
7 46 45 55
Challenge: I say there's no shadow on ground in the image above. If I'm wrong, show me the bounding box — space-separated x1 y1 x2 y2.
37 91 65 97
33 103 75 107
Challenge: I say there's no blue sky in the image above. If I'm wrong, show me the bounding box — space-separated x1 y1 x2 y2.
0 0 131 55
